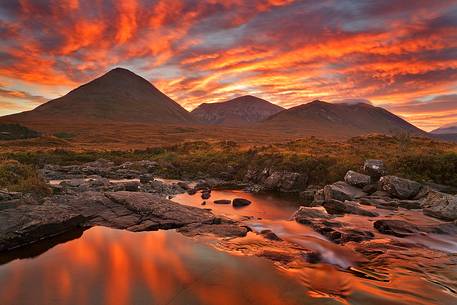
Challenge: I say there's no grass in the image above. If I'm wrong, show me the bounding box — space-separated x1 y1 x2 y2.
0 160 51 198
2 135 457 187
0 124 40 140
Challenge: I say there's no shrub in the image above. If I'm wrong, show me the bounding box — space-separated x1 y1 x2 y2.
0 160 51 197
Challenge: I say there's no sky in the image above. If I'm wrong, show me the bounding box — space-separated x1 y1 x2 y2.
0 0 456 131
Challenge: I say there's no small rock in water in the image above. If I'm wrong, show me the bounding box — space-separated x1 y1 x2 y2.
214 199 231 205
232 198 252 207
201 201 206 205
260 229 282 241
373 219 420 237
187 188 197 195
201 190 211 199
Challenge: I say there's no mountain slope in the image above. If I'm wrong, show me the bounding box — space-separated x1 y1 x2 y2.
3 68 194 124
261 100 426 137
431 124 457 135
191 95 284 125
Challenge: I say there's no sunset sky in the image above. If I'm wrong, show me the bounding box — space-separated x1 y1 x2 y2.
0 0 456 131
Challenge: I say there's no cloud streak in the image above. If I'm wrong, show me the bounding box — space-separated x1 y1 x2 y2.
0 0 456 130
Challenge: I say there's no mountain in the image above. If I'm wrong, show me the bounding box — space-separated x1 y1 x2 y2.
191 95 284 125
261 100 426 137
431 124 457 134
2 68 194 124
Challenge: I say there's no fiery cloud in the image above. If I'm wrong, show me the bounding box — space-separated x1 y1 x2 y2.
0 0 456 130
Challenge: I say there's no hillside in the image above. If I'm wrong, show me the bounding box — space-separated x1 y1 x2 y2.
261 100 426 137
2 68 195 124
191 95 284 125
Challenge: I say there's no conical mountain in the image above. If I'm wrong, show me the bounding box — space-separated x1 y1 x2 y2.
3 68 194 124
261 100 426 137
191 95 284 125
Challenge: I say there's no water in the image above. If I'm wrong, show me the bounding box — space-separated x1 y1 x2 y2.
1 189 457 305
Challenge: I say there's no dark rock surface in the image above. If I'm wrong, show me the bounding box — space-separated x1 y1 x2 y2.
363 159 386 179
323 200 379 217
232 198 252 207
344 170 371 188
379 176 422 199
422 191 457 221
324 181 367 202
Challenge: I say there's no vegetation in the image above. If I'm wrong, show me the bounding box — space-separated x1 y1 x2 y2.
2 135 457 187
0 160 50 197
53 132 75 140
0 124 40 140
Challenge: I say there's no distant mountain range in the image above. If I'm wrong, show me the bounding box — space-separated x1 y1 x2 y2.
0 67 439 140
3 68 194 124
191 95 284 125
431 124 457 135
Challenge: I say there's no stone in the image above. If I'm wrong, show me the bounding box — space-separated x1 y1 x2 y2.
323 181 367 202
187 189 197 195
293 207 330 224
139 174 154 184
374 220 420 237
344 170 371 188
260 229 282 241
362 183 378 194
422 191 457 221
232 198 252 207
363 159 386 179
201 191 211 200
299 190 316 204
176 181 190 190
379 176 422 199
323 200 379 217
214 199 231 205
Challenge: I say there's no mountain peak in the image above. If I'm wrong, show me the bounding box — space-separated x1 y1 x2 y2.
4 68 194 124
191 95 284 125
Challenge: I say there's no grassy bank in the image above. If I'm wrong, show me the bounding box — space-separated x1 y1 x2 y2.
3 135 457 187
0 160 50 197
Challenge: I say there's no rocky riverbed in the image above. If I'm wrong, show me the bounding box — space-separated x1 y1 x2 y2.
1 158 457 304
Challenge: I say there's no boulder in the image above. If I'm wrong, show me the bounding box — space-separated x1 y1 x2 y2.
263 171 306 192
363 159 386 179
201 191 211 200
323 181 366 202
260 229 282 241
422 191 457 221
379 176 422 199
232 198 252 207
299 190 316 204
344 170 371 188
323 200 378 217
293 207 330 224
362 183 378 194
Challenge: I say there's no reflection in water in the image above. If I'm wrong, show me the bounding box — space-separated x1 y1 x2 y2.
0 227 329 305
1 189 457 305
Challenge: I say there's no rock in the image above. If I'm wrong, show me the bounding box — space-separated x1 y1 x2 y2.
422 191 457 221
177 218 249 238
293 207 330 224
0 190 22 202
259 250 294 264
299 190 316 204
232 198 252 208
323 181 367 202
363 159 386 179
0 204 87 252
344 170 371 188
374 220 420 237
362 183 378 194
201 191 211 200
139 174 154 184
201 201 206 205
246 168 307 192
176 181 190 190
123 181 141 192
313 189 325 203
359 197 398 210
397 200 422 210
370 190 391 197
379 176 422 199
260 229 282 241
187 189 197 195
323 200 379 217
195 180 210 191
214 199 231 205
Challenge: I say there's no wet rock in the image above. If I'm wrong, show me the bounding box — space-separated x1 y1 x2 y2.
187 188 197 195
201 201 206 206
260 229 282 241
313 188 325 203
359 197 398 210
245 168 307 192
259 250 294 264
195 180 210 191
177 221 249 238
363 159 386 179
397 200 422 210
374 220 420 237
323 200 379 217
293 207 330 224
379 176 422 199
299 190 316 204
422 191 457 221
315 226 374 244
324 181 367 202
201 191 211 200
344 170 371 188
214 199 231 205
304 251 322 264
232 198 252 208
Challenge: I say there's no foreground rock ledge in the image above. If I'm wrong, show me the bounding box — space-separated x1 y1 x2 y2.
0 191 248 252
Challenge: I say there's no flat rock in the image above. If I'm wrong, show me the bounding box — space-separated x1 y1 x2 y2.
293 207 331 224
214 199 231 204
323 200 378 217
232 198 252 207
363 159 386 179
324 181 367 202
